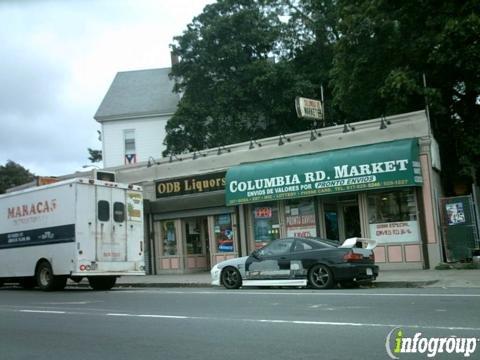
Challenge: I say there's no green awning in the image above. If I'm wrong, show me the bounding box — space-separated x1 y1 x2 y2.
226 139 423 206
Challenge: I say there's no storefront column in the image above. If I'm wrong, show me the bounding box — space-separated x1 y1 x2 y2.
358 193 370 238
316 200 326 239
238 204 248 257
420 151 442 267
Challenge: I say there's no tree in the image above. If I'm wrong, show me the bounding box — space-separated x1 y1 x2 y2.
164 0 322 154
165 0 479 191
0 161 35 194
87 148 102 163
330 0 480 189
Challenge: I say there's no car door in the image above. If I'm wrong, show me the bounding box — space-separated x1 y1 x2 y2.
245 238 295 280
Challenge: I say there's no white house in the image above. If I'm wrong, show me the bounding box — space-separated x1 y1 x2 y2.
94 68 180 168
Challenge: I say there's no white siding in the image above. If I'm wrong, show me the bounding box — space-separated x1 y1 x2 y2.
102 116 169 168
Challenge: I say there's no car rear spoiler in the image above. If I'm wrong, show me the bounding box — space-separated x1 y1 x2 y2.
339 237 377 250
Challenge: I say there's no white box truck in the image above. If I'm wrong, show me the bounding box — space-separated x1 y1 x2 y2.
0 178 145 291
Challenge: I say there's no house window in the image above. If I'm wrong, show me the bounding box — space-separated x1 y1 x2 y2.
124 129 136 164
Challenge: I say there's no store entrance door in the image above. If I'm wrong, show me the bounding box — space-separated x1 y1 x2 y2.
341 203 361 240
184 217 210 271
323 196 361 243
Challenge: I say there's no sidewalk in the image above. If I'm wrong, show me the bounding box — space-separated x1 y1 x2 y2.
108 269 480 289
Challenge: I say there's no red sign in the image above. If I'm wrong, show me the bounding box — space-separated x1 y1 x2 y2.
255 207 272 218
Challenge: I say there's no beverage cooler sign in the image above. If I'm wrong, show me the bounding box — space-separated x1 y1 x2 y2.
369 221 419 243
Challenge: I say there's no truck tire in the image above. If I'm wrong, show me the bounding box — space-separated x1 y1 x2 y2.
36 261 67 291
88 276 117 291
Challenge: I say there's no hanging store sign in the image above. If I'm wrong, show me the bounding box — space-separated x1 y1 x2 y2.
295 97 323 120
155 171 226 198
225 139 423 206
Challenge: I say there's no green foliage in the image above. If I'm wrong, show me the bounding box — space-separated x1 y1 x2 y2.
87 148 102 163
165 0 480 189
0 160 35 194
164 0 322 154
331 0 480 187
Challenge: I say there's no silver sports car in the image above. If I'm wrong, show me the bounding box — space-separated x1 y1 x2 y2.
211 237 378 289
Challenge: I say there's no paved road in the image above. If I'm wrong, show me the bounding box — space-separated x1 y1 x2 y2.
1 286 479 360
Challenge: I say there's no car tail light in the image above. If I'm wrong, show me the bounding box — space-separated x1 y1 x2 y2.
370 252 375 262
343 251 363 262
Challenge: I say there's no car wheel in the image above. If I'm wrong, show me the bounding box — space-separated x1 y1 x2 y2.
221 267 242 289
308 264 334 289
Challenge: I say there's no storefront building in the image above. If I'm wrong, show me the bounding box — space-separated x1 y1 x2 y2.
115 110 443 273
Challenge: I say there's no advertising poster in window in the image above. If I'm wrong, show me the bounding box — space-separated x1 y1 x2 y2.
285 214 317 238
369 221 419 243
446 202 466 225
215 214 234 252
285 201 317 238
127 192 143 222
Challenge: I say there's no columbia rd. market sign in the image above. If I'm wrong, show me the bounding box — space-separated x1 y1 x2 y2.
225 139 423 206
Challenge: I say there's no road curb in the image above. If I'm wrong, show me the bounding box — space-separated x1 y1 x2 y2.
103 280 441 289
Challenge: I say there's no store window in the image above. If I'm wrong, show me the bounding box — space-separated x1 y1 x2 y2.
161 220 177 256
285 198 317 238
367 188 419 243
252 203 280 249
214 214 234 252
185 218 204 255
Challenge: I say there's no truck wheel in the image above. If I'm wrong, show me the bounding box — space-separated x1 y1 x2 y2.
36 261 67 291
88 276 117 291
19 277 37 289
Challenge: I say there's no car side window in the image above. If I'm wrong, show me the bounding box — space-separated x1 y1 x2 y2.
293 239 313 252
259 239 294 256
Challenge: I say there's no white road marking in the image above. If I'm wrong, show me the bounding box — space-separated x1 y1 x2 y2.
107 313 188 319
12 309 480 332
118 289 480 298
41 301 101 305
19 310 66 314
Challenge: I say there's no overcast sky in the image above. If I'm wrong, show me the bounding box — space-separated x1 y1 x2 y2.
0 0 213 176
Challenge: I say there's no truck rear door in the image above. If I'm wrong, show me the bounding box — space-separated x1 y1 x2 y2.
96 186 127 262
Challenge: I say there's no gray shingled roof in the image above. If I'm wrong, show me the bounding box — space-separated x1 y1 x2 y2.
94 68 180 122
